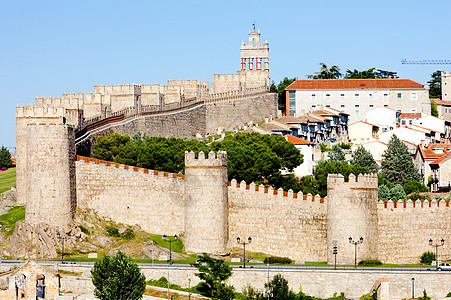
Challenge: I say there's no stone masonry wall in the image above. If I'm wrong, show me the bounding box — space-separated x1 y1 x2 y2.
228 180 327 263
377 200 451 264
205 92 277 134
75 157 186 235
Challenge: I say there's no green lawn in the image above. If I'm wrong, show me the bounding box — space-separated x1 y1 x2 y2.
0 206 25 235
0 167 16 194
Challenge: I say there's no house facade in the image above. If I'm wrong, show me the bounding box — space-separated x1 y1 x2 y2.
284 78 430 124
348 121 379 145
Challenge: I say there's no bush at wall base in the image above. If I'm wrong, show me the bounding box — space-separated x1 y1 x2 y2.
420 251 436 265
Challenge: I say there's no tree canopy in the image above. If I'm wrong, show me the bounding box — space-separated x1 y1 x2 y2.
380 134 421 186
307 63 342 79
351 146 379 173
328 145 346 163
0 146 13 168
91 251 146 300
91 132 303 190
344 68 397 79
194 253 234 300
428 70 442 98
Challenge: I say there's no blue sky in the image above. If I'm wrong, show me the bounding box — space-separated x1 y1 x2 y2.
1 0 450 148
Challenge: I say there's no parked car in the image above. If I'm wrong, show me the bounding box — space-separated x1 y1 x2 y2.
437 262 451 271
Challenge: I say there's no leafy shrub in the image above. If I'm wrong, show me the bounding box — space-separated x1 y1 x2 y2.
418 290 431 300
390 184 407 202
420 251 435 265
79 225 90 235
378 185 390 202
407 192 430 202
338 142 351 150
404 180 429 195
358 259 382 266
106 227 120 237
121 228 135 239
446 292 451 297
263 256 292 264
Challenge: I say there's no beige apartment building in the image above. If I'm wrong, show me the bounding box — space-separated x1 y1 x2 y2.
285 78 430 123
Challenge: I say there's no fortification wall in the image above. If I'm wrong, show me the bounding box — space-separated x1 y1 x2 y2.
212 70 269 93
377 200 451 264
205 92 277 134
94 103 207 139
75 156 185 235
228 180 327 263
327 174 379 265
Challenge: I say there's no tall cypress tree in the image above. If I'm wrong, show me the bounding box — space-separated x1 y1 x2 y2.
381 135 421 186
0 146 13 168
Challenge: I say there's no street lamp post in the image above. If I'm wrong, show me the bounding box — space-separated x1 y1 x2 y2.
188 278 191 300
163 234 177 265
429 238 444 270
348 237 363 268
57 232 71 264
237 236 252 268
412 278 415 299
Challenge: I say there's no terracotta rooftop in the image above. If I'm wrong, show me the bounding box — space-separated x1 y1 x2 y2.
430 153 451 165
285 134 315 145
433 99 451 106
258 122 291 132
399 113 422 118
276 116 305 124
349 120 379 127
312 109 339 116
418 143 451 160
286 79 424 90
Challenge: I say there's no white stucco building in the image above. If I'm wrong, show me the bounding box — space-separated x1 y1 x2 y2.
284 78 430 124
365 107 398 132
284 134 315 177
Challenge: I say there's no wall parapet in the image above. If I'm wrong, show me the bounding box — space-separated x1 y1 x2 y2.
76 156 185 179
378 199 450 209
228 179 325 203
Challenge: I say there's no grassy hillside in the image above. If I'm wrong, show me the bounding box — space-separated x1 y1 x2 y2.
0 167 16 194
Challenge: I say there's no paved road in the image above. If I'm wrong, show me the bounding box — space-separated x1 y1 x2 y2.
1 260 441 272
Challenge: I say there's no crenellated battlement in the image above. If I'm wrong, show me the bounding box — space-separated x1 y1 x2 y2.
184 151 227 167
76 155 185 180
228 179 326 203
378 199 451 209
327 173 378 190
93 84 141 95
16 105 67 120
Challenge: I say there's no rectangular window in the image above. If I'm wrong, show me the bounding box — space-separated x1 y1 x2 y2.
340 93 345 98
369 104 374 107
384 104 388 107
340 104 345 107
411 109 417 113
312 105 316 107
288 91 296 117
354 93 360 99
326 93 331 98
311 93 316 99
402 120 406 125
354 109 360 116
383 93 389 99
326 104 330 107
411 92 417 99
369 93 373 98
355 104 359 107
397 93 402 98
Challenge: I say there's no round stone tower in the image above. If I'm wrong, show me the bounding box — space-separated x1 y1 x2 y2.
326 173 379 265
184 151 228 254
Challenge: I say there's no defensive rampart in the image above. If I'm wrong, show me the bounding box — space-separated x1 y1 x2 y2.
377 200 451 264
228 180 327 262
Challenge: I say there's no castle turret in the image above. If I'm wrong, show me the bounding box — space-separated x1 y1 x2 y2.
326 174 378 265
17 105 77 228
184 151 228 253
240 28 269 71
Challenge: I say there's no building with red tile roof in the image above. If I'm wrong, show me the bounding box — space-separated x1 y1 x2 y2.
284 78 430 124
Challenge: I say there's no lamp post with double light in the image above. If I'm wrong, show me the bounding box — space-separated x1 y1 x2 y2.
237 236 252 268
349 236 363 268
429 238 444 270
57 232 71 264
163 234 177 265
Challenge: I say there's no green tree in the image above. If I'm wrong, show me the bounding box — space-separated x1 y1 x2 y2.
403 180 429 195
428 70 442 98
307 63 342 79
265 274 297 300
0 146 13 168
344 68 397 79
378 185 390 202
91 251 146 300
194 253 235 300
271 77 296 112
390 184 407 202
328 145 346 163
420 251 435 265
380 134 421 186
351 146 379 173
431 99 439 117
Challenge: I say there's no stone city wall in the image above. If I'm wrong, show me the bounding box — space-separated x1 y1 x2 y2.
228 180 327 263
205 91 277 134
75 156 186 235
377 200 451 264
